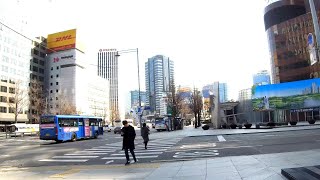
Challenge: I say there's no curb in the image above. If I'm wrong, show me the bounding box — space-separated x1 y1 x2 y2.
187 125 320 137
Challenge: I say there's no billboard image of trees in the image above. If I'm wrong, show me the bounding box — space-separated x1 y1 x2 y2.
252 78 320 110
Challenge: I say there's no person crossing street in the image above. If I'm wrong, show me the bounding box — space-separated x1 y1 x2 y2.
121 120 137 165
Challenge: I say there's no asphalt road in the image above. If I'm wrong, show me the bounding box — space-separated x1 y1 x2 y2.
1 129 320 167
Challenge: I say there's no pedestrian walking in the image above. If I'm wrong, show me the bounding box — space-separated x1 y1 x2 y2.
121 120 137 165
141 123 150 149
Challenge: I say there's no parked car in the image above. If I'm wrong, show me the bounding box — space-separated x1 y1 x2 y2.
103 125 112 132
114 126 122 134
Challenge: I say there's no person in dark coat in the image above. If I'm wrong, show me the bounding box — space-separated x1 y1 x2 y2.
121 120 137 165
141 123 150 149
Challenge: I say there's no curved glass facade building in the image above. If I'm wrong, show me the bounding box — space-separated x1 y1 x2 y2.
264 0 320 83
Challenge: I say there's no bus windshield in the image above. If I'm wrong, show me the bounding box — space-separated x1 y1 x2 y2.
40 116 55 124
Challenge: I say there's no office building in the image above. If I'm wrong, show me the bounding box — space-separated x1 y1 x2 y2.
130 90 146 108
202 83 228 103
45 29 110 121
145 55 174 114
264 0 320 83
0 11 32 124
253 70 271 86
97 49 119 119
28 36 47 123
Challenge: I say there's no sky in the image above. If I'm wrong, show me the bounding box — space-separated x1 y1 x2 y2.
0 0 271 117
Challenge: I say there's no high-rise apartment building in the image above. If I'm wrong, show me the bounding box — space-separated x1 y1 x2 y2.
253 70 271 86
145 55 174 114
97 49 119 119
264 0 320 83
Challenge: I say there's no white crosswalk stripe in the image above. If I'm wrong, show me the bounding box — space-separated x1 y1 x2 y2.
101 137 182 164
38 137 183 164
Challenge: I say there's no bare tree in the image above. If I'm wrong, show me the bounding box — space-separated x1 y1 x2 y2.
29 79 45 123
109 108 119 126
190 88 203 128
167 84 184 118
102 100 109 124
7 80 29 123
52 93 77 115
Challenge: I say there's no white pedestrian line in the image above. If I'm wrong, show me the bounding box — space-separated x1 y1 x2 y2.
75 151 110 153
39 159 88 162
105 160 114 164
52 156 99 159
134 149 167 153
217 135 226 142
110 152 163 156
84 149 116 152
65 153 108 155
101 156 158 160
173 154 219 158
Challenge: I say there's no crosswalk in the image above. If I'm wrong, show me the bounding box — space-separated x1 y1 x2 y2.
39 137 182 164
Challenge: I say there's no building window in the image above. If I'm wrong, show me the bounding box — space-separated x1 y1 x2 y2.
32 66 38 72
56 104 59 108
40 52 46 58
51 75 53 78
50 83 53 86
56 89 58 93
39 68 44 74
0 86 7 92
51 67 53 70
33 49 39 55
33 58 38 64
39 76 44 82
56 74 59 78
0 96 7 102
50 90 53 93
9 87 15 94
39 60 44 66
9 107 14 113
9 97 14 103
32 74 37 80
56 97 58 100
50 97 53 101
57 66 59 70
0 106 7 113
56 82 58 85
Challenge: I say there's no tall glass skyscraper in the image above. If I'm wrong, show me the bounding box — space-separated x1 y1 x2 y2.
253 70 271 86
130 90 146 108
97 49 119 118
145 55 174 114
202 83 228 103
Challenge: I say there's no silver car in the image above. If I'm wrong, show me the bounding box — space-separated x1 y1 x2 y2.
114 126 122 134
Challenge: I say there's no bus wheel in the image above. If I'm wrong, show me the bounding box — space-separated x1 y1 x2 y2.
71 133 77 142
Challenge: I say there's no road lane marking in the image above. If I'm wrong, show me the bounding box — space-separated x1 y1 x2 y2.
217 135 226 142
64 153 108 155
105 160 114 164
101 156 158 160
110 152 163 156
52 156 99 159
39 159 88 162
134 149 167 153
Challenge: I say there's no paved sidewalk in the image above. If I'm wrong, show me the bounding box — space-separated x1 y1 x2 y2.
148 123 320 139
1 149 320 179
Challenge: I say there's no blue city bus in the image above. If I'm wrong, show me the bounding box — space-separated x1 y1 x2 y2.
39 115 103 142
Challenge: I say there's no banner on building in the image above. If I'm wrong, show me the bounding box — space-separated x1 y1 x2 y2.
47 29 77 53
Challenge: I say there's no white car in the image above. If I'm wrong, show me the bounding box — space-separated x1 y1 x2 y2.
103 125 113 132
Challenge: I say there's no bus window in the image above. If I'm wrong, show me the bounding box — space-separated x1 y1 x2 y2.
40 116 55 124
58 118 78 127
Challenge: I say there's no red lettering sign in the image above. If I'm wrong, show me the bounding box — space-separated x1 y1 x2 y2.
55 35 72 42
53 57 60 63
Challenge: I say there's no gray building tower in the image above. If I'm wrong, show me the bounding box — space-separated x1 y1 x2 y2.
145 55 174 114
97 49 119 118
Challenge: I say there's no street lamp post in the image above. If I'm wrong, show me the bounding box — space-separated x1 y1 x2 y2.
116 48 142 133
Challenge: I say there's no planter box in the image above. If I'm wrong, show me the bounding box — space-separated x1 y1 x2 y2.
202 125 209 130
230 124 237 129
308 120 316 124
289 121 297 126
244 123 252 129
